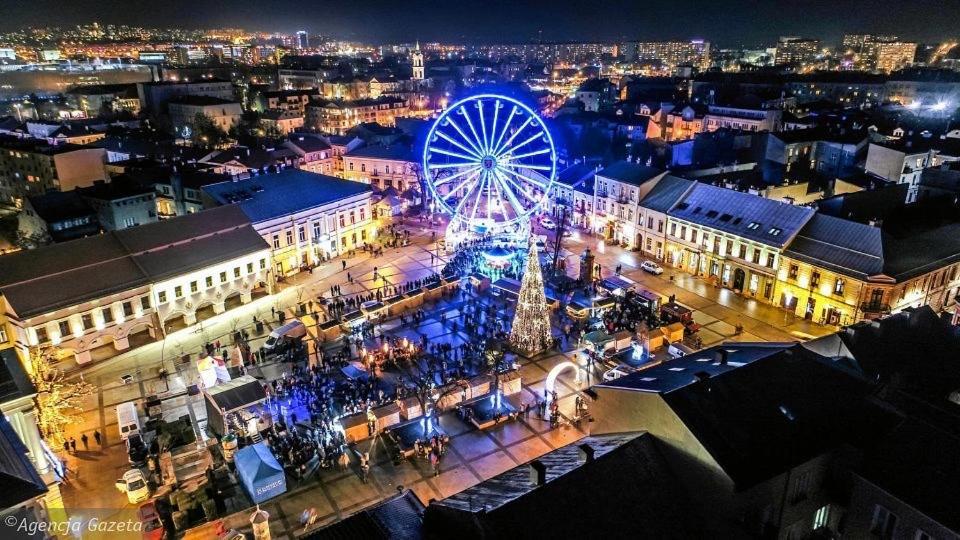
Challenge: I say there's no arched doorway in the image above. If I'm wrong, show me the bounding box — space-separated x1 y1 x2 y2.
733 268 746 292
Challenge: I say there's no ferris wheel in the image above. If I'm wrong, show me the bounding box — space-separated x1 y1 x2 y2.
423 94 557 231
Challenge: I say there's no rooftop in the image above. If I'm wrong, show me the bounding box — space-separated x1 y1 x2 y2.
167 95 238 107
639 174 695 213
0 205 267 318
202 168 372 223
668 182 816 248
596 160 664 187
345 144 415 161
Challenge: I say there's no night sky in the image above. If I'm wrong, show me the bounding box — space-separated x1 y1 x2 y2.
1 0 958 46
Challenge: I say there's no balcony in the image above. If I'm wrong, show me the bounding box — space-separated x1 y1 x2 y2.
859 302 890 315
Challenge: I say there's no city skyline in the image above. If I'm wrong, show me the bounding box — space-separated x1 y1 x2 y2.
0 0 958 45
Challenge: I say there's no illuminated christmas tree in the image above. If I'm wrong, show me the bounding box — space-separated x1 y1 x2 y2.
509 241 553 356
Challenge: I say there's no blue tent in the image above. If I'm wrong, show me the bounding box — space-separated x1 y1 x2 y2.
235 443 286 504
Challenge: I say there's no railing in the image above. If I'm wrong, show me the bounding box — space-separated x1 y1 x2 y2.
859 302 890 314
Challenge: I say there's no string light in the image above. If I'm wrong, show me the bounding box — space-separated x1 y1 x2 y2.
509 242 553 355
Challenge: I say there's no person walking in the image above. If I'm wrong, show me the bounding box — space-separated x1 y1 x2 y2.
69 437 77 453
342 260 347 271
94 430 102 446
80 433 88 451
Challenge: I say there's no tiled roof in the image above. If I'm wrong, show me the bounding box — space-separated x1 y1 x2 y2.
202 168 371 223
668 183 815 248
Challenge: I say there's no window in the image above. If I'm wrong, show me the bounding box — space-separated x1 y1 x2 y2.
35 326 48 344
348 162 353 171
339 214 345 228
788 264 799 280
361 230 367 241
206 276 213 288
359 207 365 221
768 227 781 236
790 471 811 503
220 271 227 283
58 320 71 337
670 223 677 236
811 272 821 287
647 217 654 228
234 267 241 278
272 234 280 249
102 307 114 324
81 313 94 330
657 220 664 233
313 222 321 240
361 163 366 172
350 211 356 224
190 281 198 293
690 230 697 243
766 253 775 268
834 278 845 295
813 505 830 530
260 258 267 270
122 301 134 317
174 286 183 298
286 230 294 245
739 244 747 259
158 291 167 303
680 226 687 239
247 262 254 274
298 226 306 243
870 505 898 539
752 249 761 264
747 221 761 230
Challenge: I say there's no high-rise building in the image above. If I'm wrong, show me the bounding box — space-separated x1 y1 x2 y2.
411 42 424 81
774 37 821 66
875 41 917 73
841 34 915 72
296 30 309 50
621 40 711 70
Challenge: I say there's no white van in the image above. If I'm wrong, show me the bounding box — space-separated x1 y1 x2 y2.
116 401 141 441
262 319 307 352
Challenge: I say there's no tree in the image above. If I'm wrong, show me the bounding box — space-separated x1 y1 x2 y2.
509 242 553 356
27 347 94 449
191 113 227 148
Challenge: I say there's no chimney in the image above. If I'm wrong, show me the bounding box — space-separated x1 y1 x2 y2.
578 443 595 463
713 348 728 365
528 460 547 486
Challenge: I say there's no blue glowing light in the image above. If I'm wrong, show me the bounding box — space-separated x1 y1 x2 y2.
422 94 557 229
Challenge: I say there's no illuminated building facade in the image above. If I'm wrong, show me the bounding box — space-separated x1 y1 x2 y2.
0 205 271 365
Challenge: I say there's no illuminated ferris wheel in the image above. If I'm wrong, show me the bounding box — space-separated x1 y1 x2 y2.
423 94 557 232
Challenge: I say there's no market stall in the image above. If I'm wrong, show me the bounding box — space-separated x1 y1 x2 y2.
234 443 287 504
203 375 268 438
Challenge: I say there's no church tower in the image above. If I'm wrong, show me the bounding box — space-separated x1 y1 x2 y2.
411 41 424 81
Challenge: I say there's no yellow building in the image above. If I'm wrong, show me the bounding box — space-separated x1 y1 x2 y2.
778 213 960 326
342 144 420 192
664 182 815 302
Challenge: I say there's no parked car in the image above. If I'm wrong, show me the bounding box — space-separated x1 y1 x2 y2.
540 217 556 230
137 502 165 540
640 260 664 275
602 366 633 382
126 433 148 466
117 469 149 504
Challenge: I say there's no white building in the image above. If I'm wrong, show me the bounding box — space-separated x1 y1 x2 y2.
0 205 271 364
202 168 375 276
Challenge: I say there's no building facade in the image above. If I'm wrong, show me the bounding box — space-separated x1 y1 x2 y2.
202 168 375 276
0 205 271 364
